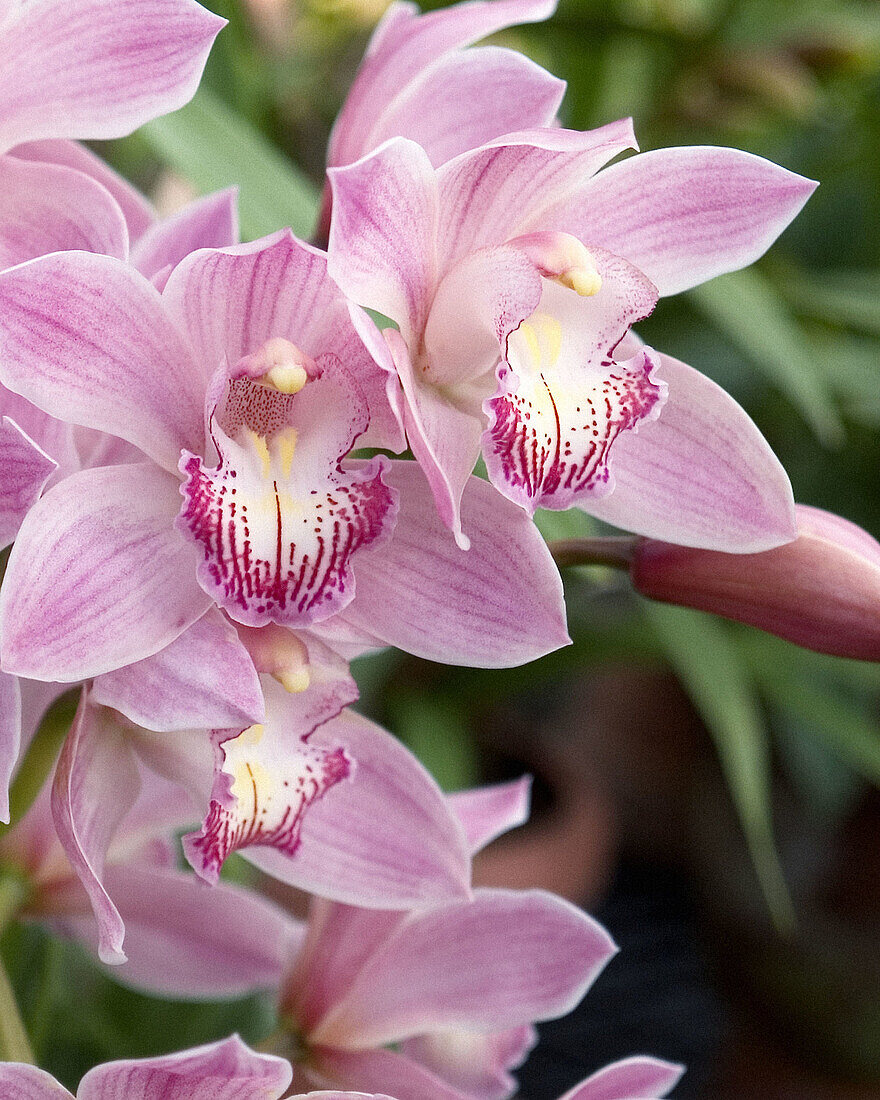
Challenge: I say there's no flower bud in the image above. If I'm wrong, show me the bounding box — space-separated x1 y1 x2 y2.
631 505 880 660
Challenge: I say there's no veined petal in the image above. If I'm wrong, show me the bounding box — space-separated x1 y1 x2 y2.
545 145 817 296
1 464 211 681
51 691 141 964
401 1024 537 1100
0 154 128 270
586 345 797 551
0 251 205 472
249 708 472 908
0 670 21 824
310 888 617 1049
560 1057 685 1100
0 1066 72 1100
179 369 397 628
92 608 264 732
448 777 532 855
340 460 569 669
0 387 80 481
0 0 226 153
310 1047 473 1100
483 260 664 514
132 187 239 283
77 1036 292 1100
0 417 56 549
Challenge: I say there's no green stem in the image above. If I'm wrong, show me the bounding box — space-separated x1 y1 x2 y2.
549 535 636 571
0 951 34 1064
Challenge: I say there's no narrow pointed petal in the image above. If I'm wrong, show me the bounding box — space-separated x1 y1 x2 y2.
401 1024 537 1100
92 609 264 732
11 138 156 241
312 1047 472 1100
310 889 616 1048
248 708 472 907
546 146 817 296
0 251 205 471
0 670 21 824
0 417 56 549
0 1066 73 1100
328 139 439 346
77 1036 292 1100
341 460 570 668
560 1057 685 1100
448 777 532 855
51 692 141 964
0 388 79 480
585 347 797 551
0 0 226 152
0 155 127 270
133 187 239 282
1 464 211 681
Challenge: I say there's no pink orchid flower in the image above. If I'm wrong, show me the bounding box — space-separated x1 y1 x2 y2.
0 1034 391 1100
0 230 568 690
327 125 811 551
558 1057 684 1100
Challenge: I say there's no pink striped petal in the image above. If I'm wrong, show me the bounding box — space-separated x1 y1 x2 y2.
311 1047 472 1100
0 464 211 681
586 346 797 551
545 145 817 296
0 154 127 270
0 251 205 472
0 0 226 152
250 708 471 908
77 1036 292 1100
328 0 558 169
133 188 239 282
401 1024 537 1100
0 388 80 481
92 609 264 732
51 692 141 964
0 669 20 824
448 777 532 855
0 1066 72 1100
340 460 570 668
560 1057 685 1100
0 417 56 549
310 889 616 1048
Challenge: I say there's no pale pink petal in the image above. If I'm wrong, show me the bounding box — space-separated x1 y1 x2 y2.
0 1066 73 1100
585 347 797 551
448 777 532 855
0 388 80 481
560 1056 685 1100
133 188 239 282
328 0 558 169
310 889 616 1048
109 766 202 860
77 1036 292 1100
436 120 638 269
545 145 817 296
328 139 439 346
0 464 212 681
364 46 564 168
312 1047 472 1100
11 138 156 241
248 708 472 907
92 609 264 732
401 1024 537 1100
0 251 205 471
0 417 56 548
343 304 408 453
0 154 127 269
51 692 141 964
340 460 570 667
0 669 21 823
0 0 226 152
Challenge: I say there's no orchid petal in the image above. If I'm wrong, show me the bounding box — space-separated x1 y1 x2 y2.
448 777 532 855
311 1047 472 1100
0 670 21 824
92 609 264 732
401 1024 537 1100
0 251 205 471
310 889 616 1048
0 154 127 270
585 346 797 551
0 417 56 549
0 0 226 153
51 692 141 964
248 707 472 907
77 1036 292 1100
133 188 239 283
545 145 817 296
1 464 211 681
560 1057 685 1100
0 388 79 481
340 460 570 667
0 1066 72 1100
343 304 408 453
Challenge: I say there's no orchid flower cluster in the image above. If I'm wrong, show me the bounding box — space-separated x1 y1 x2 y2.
0 0 876 1093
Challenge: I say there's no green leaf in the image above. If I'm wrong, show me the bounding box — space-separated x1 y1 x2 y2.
643 601 794 930
782 268 880 337
387 694 478 793
690 268 844 447
141 87 320 242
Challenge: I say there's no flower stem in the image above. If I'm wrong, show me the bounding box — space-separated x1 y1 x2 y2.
550 535 636 571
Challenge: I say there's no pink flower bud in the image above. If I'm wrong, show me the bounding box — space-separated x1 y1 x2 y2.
631 504 880 660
